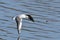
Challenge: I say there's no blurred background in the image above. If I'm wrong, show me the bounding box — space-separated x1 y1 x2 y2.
0 0 60 40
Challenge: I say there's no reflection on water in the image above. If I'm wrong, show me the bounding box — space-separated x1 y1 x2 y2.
17 35 20 40
0 0 60 40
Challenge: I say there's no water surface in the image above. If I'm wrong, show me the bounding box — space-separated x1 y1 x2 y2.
0 0 60 40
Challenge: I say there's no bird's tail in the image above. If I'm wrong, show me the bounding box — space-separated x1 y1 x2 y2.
13 16 16 20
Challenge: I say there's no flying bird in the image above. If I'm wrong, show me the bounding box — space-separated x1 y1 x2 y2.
13 14 34 34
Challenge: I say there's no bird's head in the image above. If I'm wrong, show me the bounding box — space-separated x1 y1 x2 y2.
26 14 34 22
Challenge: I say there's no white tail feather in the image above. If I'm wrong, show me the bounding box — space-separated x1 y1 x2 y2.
13 16 16 20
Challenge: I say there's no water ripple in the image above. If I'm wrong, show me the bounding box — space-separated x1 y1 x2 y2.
0 0 60 40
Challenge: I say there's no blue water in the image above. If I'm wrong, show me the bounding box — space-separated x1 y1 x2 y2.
0 0 60 40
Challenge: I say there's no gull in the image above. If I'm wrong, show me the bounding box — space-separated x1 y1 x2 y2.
13 14 34 34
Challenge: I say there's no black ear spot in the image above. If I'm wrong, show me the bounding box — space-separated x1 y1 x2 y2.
26 15 34 22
